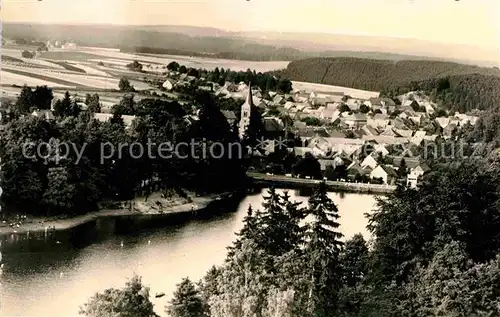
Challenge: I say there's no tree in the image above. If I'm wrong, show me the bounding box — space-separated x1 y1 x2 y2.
294 153 322 179
341 234 369 287
249 188 304 256
300 117 321 126
397 158 408 182
16 85 34 113
53 92 73 117
22 50 34 58
402 241 500 317
126 60 143 72
167 61 180 71
166 278 206 317
368 161 500 284
339 104 351 113
79 275 158 317
303 182 344 315
33 85 54 110
119 77 135 92
86 93 101 113
359 104 370 113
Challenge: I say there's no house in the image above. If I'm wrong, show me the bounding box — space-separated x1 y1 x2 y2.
367 114 390 129
435 117 450 129
343 113 367 129
294 92 310 103
347 162 370 178
361 135 407 145
370 165 398 185
407 163 431 188
94 113 136 129
262 117 285 139
401 99 420 110
360 125 379 136
394 129 413 138
361 154 379 170
373 144 389 157
380 97 396 107
365 97 383 108
443 123 457 138
284 101 296 111
221 110 237 127
162 80 174 91
320 107 340 122
318 157 344 171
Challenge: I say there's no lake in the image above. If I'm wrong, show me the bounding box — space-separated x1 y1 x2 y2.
0 189 378 317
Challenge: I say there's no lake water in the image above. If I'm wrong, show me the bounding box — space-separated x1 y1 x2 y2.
0 189 378 317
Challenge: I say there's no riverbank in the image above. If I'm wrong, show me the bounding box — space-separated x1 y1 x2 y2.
0 192 233 236
248 172 396 194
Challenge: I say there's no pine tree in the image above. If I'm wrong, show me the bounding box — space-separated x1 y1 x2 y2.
303 181 344 316
54 91 72 117
257 188 302 256
227 205 261 259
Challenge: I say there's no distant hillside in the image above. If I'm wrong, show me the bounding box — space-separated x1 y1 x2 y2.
281 57 500 112
3 23 498 66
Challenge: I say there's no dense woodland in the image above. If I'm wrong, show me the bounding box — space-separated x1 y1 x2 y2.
281 57 500 112
0 86 250 216
165 61 293 94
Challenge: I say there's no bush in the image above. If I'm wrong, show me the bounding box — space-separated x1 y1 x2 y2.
21 50 34 58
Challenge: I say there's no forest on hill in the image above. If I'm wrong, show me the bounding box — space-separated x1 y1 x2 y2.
281 58 500 112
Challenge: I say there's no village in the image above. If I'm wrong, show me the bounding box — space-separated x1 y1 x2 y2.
24 63 481 190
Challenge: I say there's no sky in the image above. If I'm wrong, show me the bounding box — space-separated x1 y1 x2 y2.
2 0 500 50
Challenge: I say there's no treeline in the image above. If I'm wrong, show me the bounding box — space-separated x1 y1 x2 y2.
121 44 308 62
167 61 293 93
80 159 500 317
0 86 248 216
281 57 500 111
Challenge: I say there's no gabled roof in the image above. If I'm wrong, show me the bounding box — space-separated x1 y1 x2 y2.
345 113 367 121
263 117 284 132
379 164 398 177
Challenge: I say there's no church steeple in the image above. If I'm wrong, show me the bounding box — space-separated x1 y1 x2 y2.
239 82 253 139
245 82 253 106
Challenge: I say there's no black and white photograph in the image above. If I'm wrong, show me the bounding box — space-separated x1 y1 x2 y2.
0 0 499 316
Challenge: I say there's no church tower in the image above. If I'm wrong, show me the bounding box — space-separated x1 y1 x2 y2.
238 83 253 139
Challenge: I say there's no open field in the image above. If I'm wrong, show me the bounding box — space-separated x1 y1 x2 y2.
291 81 380 99
3 46 286 93
1 69 76 88
2 64 152 90
41 48 289 72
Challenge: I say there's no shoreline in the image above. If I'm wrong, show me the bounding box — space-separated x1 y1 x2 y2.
0 194 223 236
248 173 396 194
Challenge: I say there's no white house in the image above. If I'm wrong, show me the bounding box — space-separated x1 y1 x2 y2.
162 80 174 91
361 154 379 170
407 163 431 188
93 113 137 129
370 165 398 185
32 109 55 121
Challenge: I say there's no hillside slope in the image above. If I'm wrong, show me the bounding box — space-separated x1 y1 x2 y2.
282 58 500 111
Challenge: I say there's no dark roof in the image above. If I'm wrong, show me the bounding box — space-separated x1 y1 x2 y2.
263 118 284 132
391 156 421 169
380 165 398 177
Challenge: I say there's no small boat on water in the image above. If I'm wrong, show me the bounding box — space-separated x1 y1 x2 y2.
155 292 165 298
